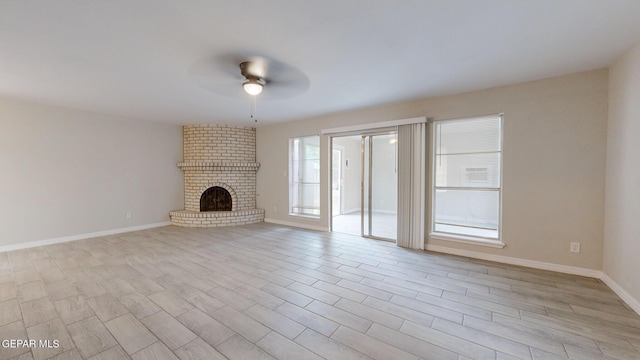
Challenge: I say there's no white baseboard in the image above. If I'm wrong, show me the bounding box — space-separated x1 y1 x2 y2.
0 222 172 253
264 218 329 232
600 273 640 315
425 244 603 278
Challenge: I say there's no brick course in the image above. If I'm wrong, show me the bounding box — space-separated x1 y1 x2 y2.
183 124 256 162
169 209 264 227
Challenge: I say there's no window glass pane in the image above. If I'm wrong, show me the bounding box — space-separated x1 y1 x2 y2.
434 189 499 232
290 135 320 218
433 115 502 240
436 117 500 154
435 153 501 188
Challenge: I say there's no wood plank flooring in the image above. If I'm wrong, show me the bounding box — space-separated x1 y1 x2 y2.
0 223 639 359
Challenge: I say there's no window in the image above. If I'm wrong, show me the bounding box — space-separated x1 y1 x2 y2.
432 115 502 242
289 135 320 217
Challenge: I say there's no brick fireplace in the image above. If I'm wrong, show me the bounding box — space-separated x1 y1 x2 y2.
169 124 265 227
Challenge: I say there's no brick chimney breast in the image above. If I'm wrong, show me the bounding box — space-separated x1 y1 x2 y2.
170 124 265 227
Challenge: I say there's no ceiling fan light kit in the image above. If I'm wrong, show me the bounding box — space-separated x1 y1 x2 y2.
242 78 264 95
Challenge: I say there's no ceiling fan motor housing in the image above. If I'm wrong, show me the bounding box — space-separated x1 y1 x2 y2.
240 61 264 81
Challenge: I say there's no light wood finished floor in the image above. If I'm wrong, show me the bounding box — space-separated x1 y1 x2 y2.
1 223 639 360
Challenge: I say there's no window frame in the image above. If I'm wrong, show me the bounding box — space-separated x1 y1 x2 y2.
289 135 321 218
430 114 504 247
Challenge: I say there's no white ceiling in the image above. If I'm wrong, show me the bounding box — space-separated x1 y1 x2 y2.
2 1 640 126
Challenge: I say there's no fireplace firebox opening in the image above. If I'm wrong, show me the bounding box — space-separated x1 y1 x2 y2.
200 186 232 211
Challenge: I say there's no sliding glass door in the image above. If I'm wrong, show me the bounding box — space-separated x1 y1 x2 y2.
362 133 398 241
330 132 397 241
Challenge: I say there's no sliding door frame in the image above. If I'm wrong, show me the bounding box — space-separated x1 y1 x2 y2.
329 128 397 242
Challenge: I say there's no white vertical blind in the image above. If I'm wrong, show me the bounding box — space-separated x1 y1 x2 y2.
397 123 426 249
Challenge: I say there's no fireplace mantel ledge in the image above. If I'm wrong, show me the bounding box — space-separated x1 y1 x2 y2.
177 162 260 171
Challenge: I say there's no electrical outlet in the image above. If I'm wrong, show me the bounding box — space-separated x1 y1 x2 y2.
273 206 277 212
126 212 132 219
570 242 581 253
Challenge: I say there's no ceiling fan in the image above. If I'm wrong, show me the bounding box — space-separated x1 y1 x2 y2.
239 60 266 96
189 54 310 101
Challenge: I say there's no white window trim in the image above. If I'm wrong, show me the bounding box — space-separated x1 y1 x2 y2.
429 114 504 246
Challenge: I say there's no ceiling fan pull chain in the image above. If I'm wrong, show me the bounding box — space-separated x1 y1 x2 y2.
250 95 258 123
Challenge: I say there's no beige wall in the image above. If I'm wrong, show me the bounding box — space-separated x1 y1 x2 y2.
257 69 608 270
0 97 183 246
604 40 640 303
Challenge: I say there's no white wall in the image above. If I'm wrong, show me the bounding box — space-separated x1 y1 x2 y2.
603 40 640 306
0 97 183 247
257 69 608 270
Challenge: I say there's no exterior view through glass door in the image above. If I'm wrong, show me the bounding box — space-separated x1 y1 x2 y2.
362 133 397 240
331 132 397 241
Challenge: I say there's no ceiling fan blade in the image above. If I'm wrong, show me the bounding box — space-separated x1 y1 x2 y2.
262 78 310 100
188 53 309 100
189 55 245 98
